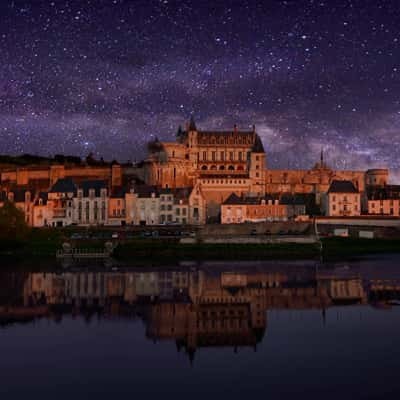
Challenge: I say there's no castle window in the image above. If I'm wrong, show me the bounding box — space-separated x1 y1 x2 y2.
201 165 208 170
228 165 234 170
219 165 225 170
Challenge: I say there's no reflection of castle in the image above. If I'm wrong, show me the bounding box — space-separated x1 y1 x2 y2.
1 265 400 361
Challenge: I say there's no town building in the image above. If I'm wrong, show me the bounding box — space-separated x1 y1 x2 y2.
47 178 76 227
108 187 127 226
367 185 400 216
323 180 361 217
221 193 307 224
73 180 108 226
32 192 50 227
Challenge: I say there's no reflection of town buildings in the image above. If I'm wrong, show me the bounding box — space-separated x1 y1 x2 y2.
1 266 400 360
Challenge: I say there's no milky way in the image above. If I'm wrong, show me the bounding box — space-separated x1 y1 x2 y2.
1 0 400 180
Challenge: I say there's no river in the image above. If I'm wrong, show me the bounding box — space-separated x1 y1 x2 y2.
1 256 400 399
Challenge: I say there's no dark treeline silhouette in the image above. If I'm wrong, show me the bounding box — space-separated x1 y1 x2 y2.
0 154 82 167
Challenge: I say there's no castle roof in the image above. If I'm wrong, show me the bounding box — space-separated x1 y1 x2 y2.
133 184 159 198
279 193 307 205
110 186 128 198
49 178 77 194
328 180 358 194
252 134 265 153
367 185 400 200
79 180 108 197
223 193 265 205
198 130 254 136
223 193 245 205
223 192 307 206
188 115 197 131
34 192 48 205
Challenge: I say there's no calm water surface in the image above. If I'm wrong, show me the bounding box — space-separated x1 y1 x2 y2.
1 256 400 399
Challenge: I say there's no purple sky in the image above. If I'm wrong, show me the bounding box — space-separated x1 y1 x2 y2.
1 0 400 180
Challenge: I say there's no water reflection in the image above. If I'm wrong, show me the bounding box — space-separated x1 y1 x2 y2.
1 260 400 362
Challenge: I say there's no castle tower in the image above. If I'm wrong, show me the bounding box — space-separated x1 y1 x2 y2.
249 128 266 196
186 115 199 164
366 169 389 186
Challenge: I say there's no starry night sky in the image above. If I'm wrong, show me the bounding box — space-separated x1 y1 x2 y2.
1 0 400 180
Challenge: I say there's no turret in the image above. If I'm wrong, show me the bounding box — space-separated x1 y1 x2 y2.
366 169 389 186
249 130 266 196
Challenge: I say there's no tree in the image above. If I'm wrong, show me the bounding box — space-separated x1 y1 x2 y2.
0 201 29 242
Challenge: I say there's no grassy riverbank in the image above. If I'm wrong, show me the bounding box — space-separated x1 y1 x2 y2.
321 237 400 259
1 229 400 262
114 240 320 261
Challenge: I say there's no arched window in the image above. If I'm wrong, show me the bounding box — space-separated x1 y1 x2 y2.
210 165 217 170
228 165 235 171
219 165 225 170
201 165 208 170
237 165 244 171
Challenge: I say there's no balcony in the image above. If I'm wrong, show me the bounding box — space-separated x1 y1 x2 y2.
200 170 248 177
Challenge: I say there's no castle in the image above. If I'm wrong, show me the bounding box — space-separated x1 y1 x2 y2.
0 117 396 226
143 116 389 217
